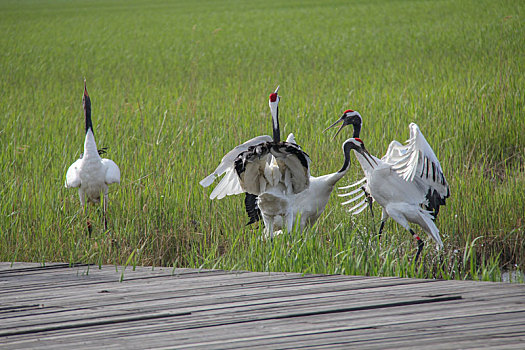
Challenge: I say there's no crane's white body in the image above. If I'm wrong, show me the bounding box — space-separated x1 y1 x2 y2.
340 124 449 248
243 137 311 237
290 170 349 230
65 129 120 209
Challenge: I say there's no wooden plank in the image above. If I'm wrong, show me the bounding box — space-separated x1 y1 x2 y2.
0 263 524 350
6 308 524 350
1 274 520 326
3 294 520 346
2 311 524 350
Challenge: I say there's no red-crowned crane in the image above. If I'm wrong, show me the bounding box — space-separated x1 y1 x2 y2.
200 86 311 238
65 81 120 233
330 117 450 261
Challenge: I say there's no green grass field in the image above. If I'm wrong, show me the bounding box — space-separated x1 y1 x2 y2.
1 0 523 281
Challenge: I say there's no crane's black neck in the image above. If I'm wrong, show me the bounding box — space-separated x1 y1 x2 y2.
352 123 361 139
338 142 353 173
272 106 280 142
84 94 93 135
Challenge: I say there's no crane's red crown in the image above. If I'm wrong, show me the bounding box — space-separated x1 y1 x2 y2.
269 93 278 102
344 109 355 114
355 138 363 143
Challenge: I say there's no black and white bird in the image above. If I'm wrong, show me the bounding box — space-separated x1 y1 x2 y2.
65 81 120 233
200 86 310 238
334 121 450 261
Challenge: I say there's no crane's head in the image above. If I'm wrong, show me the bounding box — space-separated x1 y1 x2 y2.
269 85 280 113
324 109 362 140
343 138 377 167
269 85 280 142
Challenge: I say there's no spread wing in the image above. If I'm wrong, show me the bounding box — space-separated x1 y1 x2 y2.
102 158 121 185
234 141 311 196
209 166 243 199
199 135 273 189
385 123 450 218
65 159 82 188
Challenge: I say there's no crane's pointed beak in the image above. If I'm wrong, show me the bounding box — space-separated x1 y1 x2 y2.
323 117 345 140
83 79 91 108
359 146 378 167
274 85 280 94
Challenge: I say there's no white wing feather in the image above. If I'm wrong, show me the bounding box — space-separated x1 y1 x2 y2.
338 177 366 190
199 135 273 188
385 123 448 197
65 159 82 188
102 159 120 184
338 177 372 216
285 133 296 144
209 166 243 199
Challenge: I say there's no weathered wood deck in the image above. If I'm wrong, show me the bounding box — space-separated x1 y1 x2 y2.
1 262 524 349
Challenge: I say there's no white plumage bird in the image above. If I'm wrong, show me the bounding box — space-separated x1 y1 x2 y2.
336 122 450 261
65 81 120 233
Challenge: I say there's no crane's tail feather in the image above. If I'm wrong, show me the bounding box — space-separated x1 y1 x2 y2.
340 191 365 205
352 201 369 215
339 177 366 190
346 199 367 213
338 187 363 197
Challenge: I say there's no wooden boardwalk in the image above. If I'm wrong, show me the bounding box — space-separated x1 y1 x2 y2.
1 263 524 349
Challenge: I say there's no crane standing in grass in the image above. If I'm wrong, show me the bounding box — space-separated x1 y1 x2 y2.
327 112 450 261
65 81 120 233
200 86 311 238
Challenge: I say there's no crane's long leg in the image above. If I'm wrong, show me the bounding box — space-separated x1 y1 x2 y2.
378 209 388 240
409 229 425 262
362 187 374 217
79 192 92 235
103 193 109 231
263 215 274 242
286 213 294 237
378 221 385 239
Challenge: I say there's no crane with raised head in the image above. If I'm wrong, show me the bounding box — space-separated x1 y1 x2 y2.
65 81 120 233
200 86 310 238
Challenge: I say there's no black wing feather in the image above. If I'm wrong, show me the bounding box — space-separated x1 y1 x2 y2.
244 193 261 225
